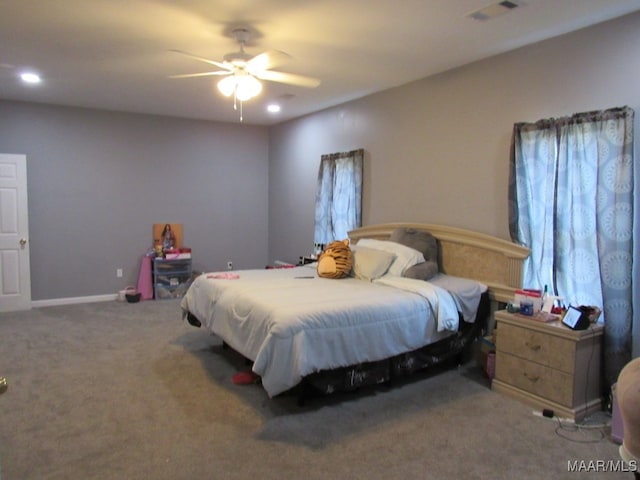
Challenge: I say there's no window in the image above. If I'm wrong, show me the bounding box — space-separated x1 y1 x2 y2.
509 107 634 387
314 149 364 246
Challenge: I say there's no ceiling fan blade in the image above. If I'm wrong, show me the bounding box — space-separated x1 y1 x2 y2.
247 50 291 71
169 49 232 71
256 70 321 88
169 71 232 79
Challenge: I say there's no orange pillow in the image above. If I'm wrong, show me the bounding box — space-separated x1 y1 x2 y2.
317 240 352 279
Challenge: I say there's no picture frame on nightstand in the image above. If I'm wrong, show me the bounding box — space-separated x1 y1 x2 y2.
561 305 591 330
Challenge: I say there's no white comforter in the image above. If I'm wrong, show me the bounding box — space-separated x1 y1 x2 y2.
180 265 461 397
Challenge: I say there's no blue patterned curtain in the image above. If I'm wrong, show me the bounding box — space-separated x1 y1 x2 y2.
509 107 635 388
314 149 363 245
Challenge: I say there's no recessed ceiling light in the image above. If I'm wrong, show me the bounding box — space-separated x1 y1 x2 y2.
20 72 42 84
267 104 281 113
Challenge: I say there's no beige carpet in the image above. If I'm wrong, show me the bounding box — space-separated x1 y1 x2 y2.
0 299 629 479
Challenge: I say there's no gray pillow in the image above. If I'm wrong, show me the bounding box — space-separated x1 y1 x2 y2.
403 261 438 280
389 227 439 280
389 227 438 261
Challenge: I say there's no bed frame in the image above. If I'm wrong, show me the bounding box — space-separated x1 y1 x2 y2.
294 223 529 403
187 222 529 403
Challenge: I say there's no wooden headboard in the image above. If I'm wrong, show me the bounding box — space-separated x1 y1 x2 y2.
348 223 530 305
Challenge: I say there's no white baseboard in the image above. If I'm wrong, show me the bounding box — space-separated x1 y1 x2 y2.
31 294 118 308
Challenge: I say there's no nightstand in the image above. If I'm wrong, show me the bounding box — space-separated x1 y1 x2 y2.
492 310 603 421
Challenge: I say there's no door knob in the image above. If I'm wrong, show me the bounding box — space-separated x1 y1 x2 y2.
19 238 27 248
0 377 7 395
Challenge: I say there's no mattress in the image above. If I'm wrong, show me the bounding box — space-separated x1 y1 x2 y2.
181 264 480 397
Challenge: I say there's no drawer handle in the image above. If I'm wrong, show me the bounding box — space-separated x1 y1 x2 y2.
525 342 541 351
523 372 540 382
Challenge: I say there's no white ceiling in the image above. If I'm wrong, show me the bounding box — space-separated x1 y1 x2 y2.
2 0 640 126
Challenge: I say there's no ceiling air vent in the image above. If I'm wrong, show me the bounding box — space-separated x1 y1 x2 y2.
467 1 521 21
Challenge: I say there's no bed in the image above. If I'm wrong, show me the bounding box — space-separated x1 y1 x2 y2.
180 223 529 400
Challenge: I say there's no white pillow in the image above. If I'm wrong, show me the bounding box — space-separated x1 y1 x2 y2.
356 239 425 276
350 245 396 281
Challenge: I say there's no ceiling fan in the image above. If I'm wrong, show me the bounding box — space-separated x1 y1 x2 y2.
170 27 320 120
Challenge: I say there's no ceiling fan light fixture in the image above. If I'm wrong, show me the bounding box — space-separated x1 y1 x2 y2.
235 74 262 101
217 72 262 101
217 75 236 97
171 27 319 121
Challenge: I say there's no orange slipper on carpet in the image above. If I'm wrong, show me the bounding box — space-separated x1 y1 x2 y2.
232 371 260 385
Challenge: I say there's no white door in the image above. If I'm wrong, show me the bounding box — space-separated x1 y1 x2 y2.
0 154 31 312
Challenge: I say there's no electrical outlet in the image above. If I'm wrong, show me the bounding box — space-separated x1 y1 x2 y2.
227 261 233 270
116 268 123 278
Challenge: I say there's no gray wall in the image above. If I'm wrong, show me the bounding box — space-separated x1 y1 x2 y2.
268 11 640 265
0 102 269 300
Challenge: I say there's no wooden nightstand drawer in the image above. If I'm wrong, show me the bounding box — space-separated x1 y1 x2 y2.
491 310 603 421
498 321 575 374
496 351 573 406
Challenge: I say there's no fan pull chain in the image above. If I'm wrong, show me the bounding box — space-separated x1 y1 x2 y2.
231 90 244 122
